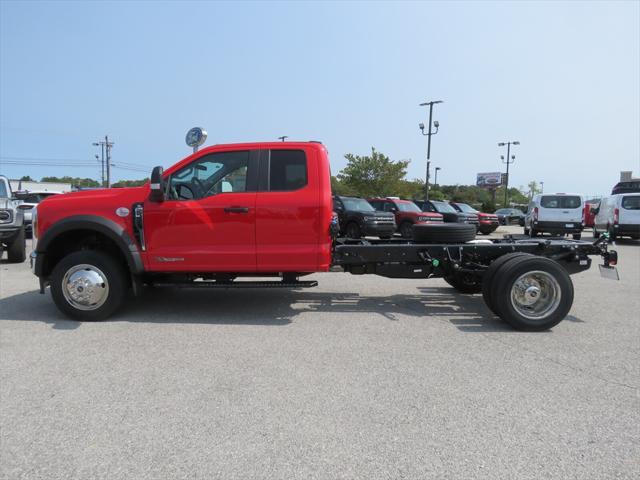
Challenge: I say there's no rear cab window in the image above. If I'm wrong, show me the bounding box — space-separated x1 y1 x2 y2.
540 196 582 209
268 150 307 191
621 196 640 210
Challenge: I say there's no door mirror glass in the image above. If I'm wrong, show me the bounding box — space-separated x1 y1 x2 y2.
149 166 165 202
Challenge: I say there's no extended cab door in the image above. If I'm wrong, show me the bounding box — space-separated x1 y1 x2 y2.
143 149 259 272
255 147 319 271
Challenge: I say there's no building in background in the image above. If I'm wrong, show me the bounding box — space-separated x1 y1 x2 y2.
10 179 73 193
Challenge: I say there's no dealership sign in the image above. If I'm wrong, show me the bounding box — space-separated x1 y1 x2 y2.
476 172 503 188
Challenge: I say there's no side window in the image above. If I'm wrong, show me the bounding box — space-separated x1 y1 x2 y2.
369 201 381 210
269 150 307 191
169 151 249 200
383 202 395 212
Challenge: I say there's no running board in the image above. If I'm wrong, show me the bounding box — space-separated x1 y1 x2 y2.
152 280 318 289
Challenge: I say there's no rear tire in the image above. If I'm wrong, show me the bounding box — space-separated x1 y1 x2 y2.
482 252 533 315
491 256 574 331
413 223 476 243
50 250 128 321
7 227 26 263
444 273 482 294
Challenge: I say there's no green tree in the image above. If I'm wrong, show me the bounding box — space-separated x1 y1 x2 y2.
527 180 541 199
112 178 149 188
41 176 100 188
19 175 33 181
337 148 409 198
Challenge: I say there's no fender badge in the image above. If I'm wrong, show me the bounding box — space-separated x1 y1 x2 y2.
116 207 130 217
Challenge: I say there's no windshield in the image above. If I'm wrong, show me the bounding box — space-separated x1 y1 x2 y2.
455 203 477 213
397 202 421 212
540 195 582 209
342 197 375 212
621 196 640 210
0 181 7 198
431 201 457 213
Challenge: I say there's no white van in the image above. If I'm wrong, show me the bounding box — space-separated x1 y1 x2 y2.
524 193 584 239
593 193 640 240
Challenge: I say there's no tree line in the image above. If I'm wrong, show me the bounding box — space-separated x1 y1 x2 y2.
331 148 533 212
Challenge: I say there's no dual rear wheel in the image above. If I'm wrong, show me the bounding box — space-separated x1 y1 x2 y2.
448 253 574 331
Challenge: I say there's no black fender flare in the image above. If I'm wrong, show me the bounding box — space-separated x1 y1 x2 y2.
36 215 144 274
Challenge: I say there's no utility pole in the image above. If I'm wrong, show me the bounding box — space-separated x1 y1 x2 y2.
419 100 443 202
498 140 519 207
93 136 115 187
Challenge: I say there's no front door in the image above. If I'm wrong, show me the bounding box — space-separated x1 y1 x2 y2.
144 149 259 272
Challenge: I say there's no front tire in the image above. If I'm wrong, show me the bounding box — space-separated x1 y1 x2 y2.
7 227 26 263
50 251 128 321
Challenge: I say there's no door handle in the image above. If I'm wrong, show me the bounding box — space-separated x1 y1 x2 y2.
224 206 249 213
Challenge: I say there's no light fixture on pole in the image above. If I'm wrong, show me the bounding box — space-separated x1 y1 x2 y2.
434 167 441 187
278 136 288 142
419 100 443 202
498 140 520 207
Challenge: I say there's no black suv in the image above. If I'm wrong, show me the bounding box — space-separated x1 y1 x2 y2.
333 195 396 239
415 199 479 226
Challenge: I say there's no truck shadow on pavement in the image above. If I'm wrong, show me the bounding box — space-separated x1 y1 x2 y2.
0 286 577 333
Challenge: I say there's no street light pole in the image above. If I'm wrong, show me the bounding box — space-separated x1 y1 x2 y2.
540 181 544 193
419 100 443 202
498 140 519 207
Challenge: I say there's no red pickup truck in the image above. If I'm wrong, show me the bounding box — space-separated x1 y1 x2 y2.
31 141 617 331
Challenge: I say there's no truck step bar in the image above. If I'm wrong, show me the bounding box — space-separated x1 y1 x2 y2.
151 280 319 289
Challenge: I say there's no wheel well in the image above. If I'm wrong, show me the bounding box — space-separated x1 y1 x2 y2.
42 229 129 279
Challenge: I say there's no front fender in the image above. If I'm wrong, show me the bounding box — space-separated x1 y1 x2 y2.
36 215 144 274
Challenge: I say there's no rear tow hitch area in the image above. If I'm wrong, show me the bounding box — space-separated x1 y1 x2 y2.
594 233 619 280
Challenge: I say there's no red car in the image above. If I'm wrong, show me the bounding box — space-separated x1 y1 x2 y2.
449 202 499 235
584 200 599 228
368 198 443 238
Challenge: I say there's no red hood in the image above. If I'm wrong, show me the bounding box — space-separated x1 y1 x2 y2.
37 186 148 237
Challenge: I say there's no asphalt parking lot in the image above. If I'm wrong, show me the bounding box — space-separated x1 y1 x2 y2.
1 225 638 480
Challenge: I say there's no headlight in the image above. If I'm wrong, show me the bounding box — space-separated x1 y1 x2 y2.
0 209 12 224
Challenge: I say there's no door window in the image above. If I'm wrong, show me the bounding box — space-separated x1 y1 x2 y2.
168 151 249 200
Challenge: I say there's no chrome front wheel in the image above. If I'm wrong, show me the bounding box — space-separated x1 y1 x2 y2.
62 264 110 311
50 251 127 321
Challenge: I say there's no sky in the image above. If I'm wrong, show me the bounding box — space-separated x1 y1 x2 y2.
1 0 638 196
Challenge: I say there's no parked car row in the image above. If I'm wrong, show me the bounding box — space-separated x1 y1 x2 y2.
333 195 501 239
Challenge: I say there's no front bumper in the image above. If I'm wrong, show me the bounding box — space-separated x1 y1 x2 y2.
362 223 396 237
533 221 583 234
613 224 640 236
0 227 21 243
